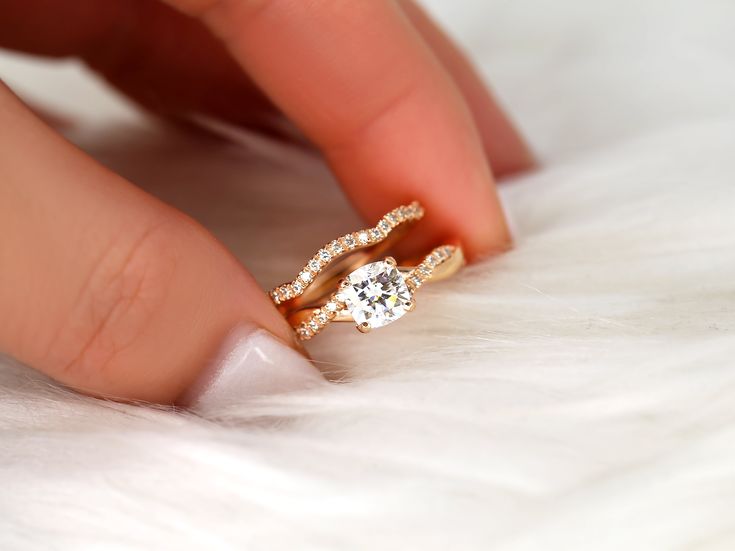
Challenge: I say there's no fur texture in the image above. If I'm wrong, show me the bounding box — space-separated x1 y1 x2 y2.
2 1 734 549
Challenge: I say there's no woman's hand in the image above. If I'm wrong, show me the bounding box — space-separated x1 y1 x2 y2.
0 0 532 404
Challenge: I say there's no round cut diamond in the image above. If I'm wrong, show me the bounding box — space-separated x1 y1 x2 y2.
342 260 412 329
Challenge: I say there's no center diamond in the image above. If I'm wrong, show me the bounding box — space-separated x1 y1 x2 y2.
342 260 413 329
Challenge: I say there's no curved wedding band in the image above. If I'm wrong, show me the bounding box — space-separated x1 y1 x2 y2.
269 202 464 341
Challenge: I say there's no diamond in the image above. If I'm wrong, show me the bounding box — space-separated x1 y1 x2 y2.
267 203 435 324
342 260 412 329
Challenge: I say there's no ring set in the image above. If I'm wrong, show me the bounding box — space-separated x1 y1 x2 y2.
270 202 464 341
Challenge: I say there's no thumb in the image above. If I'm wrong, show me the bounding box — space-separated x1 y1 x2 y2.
0 83 322 406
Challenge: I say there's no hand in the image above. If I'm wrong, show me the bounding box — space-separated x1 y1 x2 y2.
0 0 533 405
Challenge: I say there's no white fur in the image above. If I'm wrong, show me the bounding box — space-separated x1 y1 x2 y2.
1 1 734 549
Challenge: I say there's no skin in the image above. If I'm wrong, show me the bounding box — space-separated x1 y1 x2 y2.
0 0 533 404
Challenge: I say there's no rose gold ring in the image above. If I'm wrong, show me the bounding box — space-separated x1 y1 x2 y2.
269 202 465 341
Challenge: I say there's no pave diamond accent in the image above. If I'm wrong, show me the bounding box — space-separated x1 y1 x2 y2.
270 201 424 305
404 245 455 292
342 261 412 329
330 240 344 255
296 295 347 339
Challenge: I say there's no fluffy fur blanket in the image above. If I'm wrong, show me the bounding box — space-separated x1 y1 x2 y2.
2 1 734 549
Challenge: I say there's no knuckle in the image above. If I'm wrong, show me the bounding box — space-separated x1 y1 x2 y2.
60 219 181 382
321 77 422 153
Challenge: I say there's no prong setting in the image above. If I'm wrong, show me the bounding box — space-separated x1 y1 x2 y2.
270 202 424 305
294 245 457 340
294 245 458 340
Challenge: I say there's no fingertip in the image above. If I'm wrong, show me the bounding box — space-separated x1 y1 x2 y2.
178 324 325 413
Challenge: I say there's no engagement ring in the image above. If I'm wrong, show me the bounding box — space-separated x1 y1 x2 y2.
270 202 464 340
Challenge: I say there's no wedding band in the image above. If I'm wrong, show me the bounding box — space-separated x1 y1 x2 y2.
269 202 465 340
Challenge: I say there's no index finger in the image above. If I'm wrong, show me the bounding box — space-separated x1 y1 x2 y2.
166 0 511 259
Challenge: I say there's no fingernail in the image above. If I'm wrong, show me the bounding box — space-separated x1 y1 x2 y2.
180 324 326 412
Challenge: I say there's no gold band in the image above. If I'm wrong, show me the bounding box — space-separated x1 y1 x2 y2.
269 202 464 341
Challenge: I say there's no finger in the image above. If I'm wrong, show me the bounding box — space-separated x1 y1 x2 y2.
0 0 281 134
0 82 321 405
397 0 535 176
0 1 531 169
165 0 511 259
